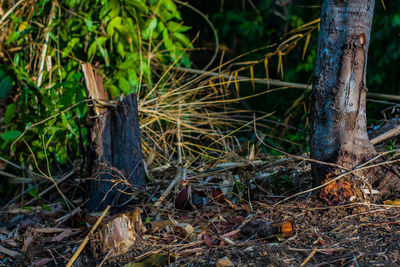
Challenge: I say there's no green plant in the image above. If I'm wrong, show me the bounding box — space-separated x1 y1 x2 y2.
0 0 192 172
386 139 397 153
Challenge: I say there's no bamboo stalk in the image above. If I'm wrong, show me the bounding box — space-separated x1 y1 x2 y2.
37 2 55 87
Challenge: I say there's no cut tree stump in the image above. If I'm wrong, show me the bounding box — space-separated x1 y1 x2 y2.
82 63 145 211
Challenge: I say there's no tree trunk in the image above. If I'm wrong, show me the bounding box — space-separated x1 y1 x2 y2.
82 64 145 211
311 0 400 197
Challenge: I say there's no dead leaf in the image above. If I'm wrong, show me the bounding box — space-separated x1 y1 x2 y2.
123 253 175 267
3 239 17 247
51 229 73 242
203 232 215 246
151 219 174 231
224 198 237 210
216 256 234 267
0 245 21 258
172 223 194 239
23 235 34 252
222 229 240 238
40 203 63 217
384 199 400 205
34 227 70 234
32 258 53 266
240 204 252 214
219 236 235 245
175 187 192 210
212 188 225 203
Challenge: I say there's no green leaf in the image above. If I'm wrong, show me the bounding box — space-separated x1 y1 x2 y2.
84 15 94 31
96 37 110 66
5 31 20 45
142 17 158 39
116 42 125 57
167 21 190 33
118 78 131 95
28 187 39 200
162 28 175 51
108 85 120 97
173 32 193 48
4 103 17 124
107 16 123 37
61 113 78 137
161 0 180 19
1 130 22 141
126 0 148 14
42 204 52 211
0 75 13 99
88 41 97 59
159 10 175 21
392 14 400 27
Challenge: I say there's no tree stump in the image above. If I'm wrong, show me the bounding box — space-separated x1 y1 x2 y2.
82 63 145 211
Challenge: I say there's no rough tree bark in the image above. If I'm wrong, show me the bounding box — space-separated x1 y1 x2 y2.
82 63 145 211
311 0 400 196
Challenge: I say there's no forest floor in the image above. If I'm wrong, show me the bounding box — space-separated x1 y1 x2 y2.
1 158 400 267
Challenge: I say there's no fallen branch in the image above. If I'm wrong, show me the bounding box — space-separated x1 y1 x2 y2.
370 124 400 145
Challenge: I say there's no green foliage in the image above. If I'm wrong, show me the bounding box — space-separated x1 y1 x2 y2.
0 0 192 170
386 139 396 152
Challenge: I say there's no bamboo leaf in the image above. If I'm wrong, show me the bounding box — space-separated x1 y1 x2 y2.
264 57 270 89
250 66 255 91
209 80 218 95
278 51 284 79
302 33 311 60
381 0 386 10
234 71 240 97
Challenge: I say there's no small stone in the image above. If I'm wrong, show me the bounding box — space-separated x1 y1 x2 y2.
216 256 234 267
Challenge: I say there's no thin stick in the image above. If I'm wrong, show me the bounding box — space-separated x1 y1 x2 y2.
65 205 110 267
300 249 317 266
24 168 76 206
154 175 181 208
